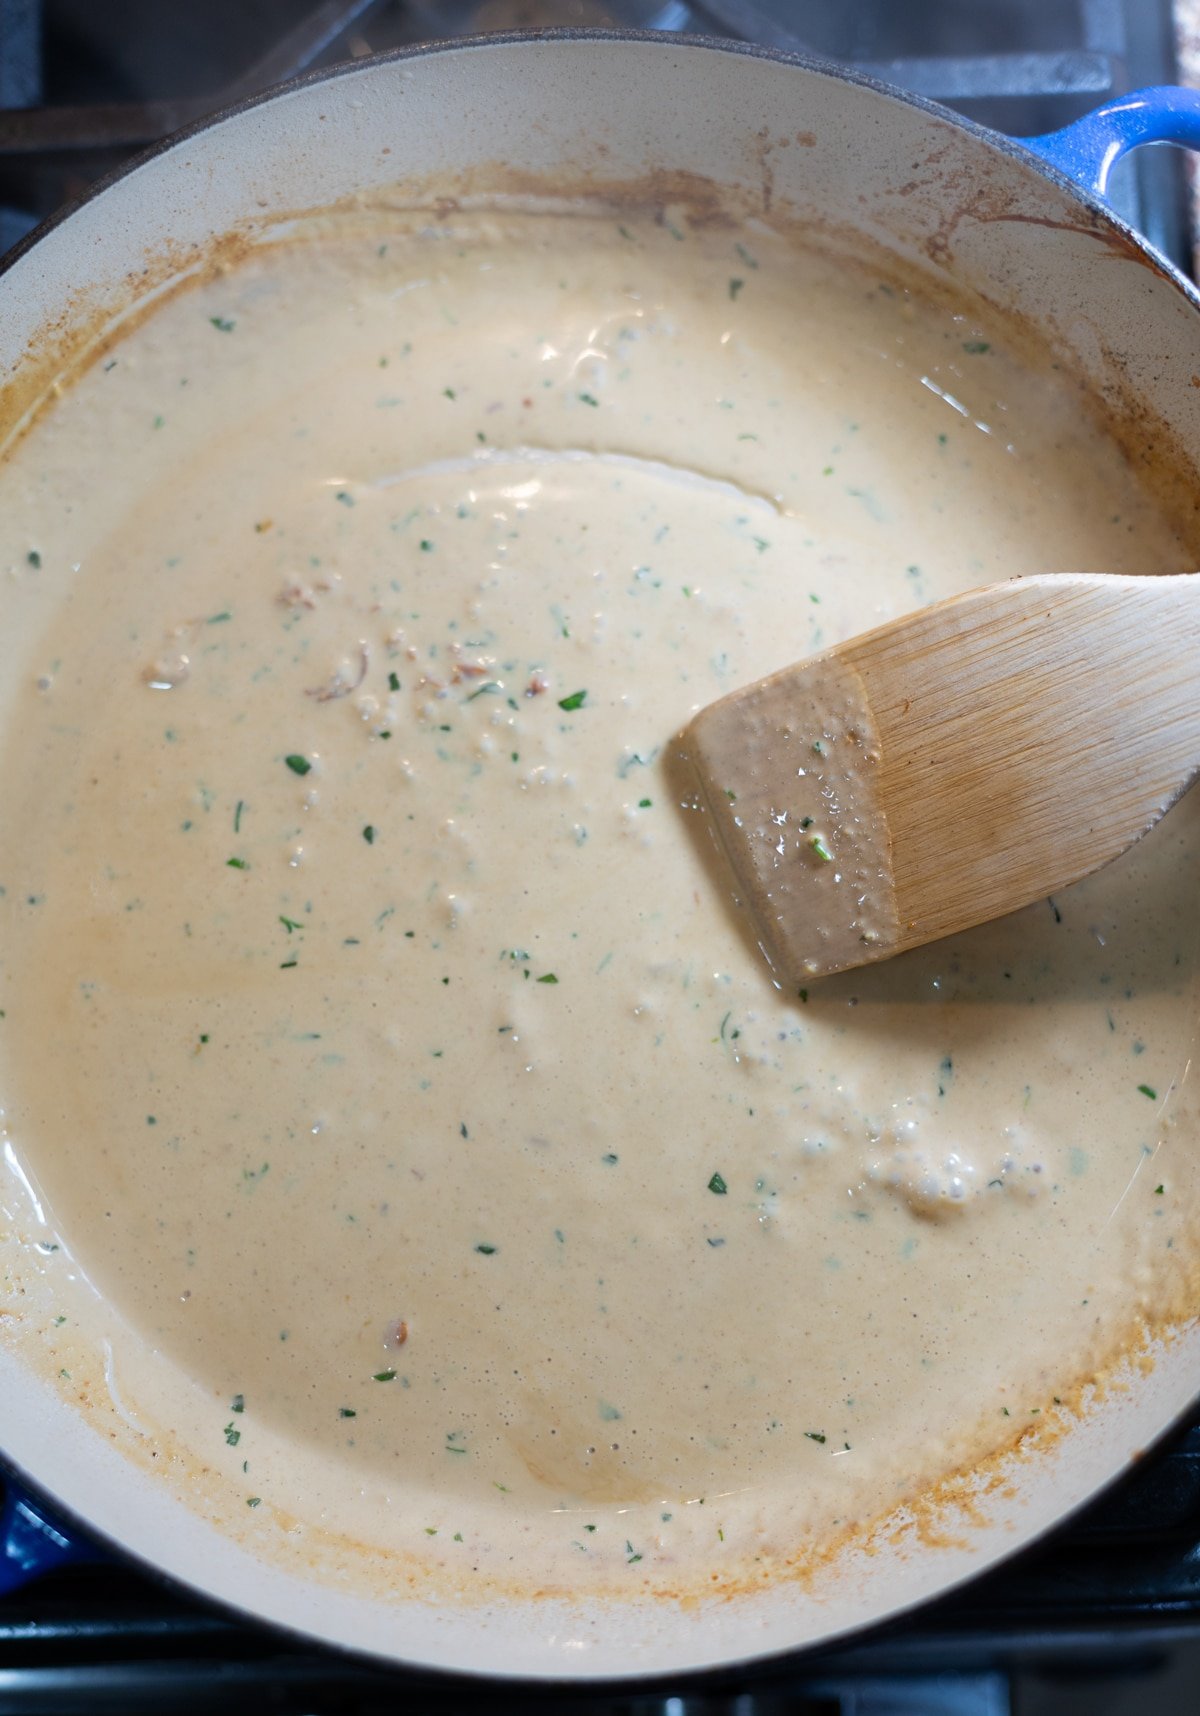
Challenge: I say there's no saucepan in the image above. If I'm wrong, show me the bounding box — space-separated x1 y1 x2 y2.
2 31 1200 1681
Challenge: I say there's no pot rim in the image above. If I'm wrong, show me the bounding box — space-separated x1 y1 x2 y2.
2 28 1196 315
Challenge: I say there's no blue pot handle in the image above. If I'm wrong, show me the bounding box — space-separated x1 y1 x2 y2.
1024 85 1200 200
0 1482 102 1593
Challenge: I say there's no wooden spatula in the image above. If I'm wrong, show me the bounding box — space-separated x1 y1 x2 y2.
682 572 1200 982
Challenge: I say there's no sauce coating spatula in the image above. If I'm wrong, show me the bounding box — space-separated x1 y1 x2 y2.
683 573 1200 980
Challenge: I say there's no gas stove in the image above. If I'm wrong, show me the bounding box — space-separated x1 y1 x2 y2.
1 4 1198 1713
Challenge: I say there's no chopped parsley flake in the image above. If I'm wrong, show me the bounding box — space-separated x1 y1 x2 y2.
1138 1084 1158 1100
708 1172 728 1195
808 834 833 863
284 754 311 776
210 316 235 333
373 1370 397 1383
558 689 587 712
363 825 376 844
537 973 559 985
224 1423 241 1446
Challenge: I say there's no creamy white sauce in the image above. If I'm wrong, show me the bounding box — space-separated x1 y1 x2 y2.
1 207 1198 1595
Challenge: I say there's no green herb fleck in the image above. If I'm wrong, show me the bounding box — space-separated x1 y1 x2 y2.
363 825 376 844
474 1243 497 1256
578 391 600 407
537 973 559 985
246 1497 261 1507
231 1394 244 1413
224 1423 241 1446
558 689 587 712
808 834 833 863
962 338 991 354
284 754 311 776
233 800 244 834
388 670 401 691
804 1431 826 1445
340 1407 357 1418
226 857 248 870
1138 1084 1158 1100
26 549 41 569
708 1172 728 1195
210 316 235 333
1156 1184 1165 1194
373 1369 397 1383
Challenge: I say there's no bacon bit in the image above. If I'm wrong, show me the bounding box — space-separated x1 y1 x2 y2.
521 396 533 409
453 661 490 681
305 641 371 702
278 582 317 610
386 1318 409 1349
525 670 549 698
254 519 274 534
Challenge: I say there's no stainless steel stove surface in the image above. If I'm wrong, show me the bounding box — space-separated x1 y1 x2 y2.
1 4 1198 1712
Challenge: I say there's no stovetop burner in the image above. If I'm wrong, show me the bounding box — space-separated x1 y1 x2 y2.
1 3 1197 1710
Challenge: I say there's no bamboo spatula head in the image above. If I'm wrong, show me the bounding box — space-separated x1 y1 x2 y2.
683 573 1200 981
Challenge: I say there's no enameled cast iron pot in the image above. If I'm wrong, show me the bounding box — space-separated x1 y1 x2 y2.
2 30 1200 1683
